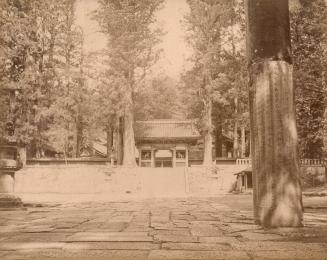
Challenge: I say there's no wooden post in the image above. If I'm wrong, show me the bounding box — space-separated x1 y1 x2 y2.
106 126 113 161
117 117 124 165
241 126 246 158
172 148 176 168
215 124 223 158
246 0 303 227
186 146 189 168
151 149 155 168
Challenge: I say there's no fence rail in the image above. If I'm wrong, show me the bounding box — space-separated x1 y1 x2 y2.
25 157 326 167
27 158 110 166
236 158 326 167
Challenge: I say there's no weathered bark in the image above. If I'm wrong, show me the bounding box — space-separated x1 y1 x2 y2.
18 146 27 166
246 0 303 227
75 114 83 158
233 120 239 158
117 117 124 165
106 125 114 161
106 125 113 160
241 126 246 158
215 124 223 158
123 104 137 166
203 99 213 166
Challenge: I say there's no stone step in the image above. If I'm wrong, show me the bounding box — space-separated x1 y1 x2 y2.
0 194 24 210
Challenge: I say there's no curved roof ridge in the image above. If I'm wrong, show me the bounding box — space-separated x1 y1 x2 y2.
136 119 195 123
134 119 200 140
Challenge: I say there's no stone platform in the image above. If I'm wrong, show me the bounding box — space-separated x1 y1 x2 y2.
0 195 326 259
14 165 247 198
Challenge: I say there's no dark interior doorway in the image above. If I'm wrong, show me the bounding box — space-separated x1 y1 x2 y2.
155 150 173 168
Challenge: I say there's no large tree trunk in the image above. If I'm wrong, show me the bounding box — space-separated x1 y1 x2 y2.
246 0 303 227
106 125 113 161
123 104 137 166
203 99 213 166
117 117 124 165
241 126 246 158
233 120 239 158
75 114 82 158
215 123 223 158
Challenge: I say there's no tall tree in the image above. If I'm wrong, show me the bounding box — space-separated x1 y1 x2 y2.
184 0 233 165
290 0 327 159
94 0 163 166
184 0 248 161
135 76 182 120
246 0 303 227
46 0 88 158
86 50 126 160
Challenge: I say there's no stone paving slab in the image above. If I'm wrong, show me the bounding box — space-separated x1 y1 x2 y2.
63 241 160 250
233 241 327 251
161 242 232 250
2 233 73 242
198 236 241 244
0 242 66 250
66 232 154 242
250 250 327 260
147 250 250 260
2 249 150 260
0 195 327 260
238 231 285 241
153 234 198 243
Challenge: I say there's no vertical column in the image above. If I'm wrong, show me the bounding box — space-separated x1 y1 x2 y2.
246 0 302 227
0 172 14 193
172 148 176 168
138 149 142 167
151 149 155 168
185 146 189 168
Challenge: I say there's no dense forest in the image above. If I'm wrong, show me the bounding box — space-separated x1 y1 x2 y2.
0 0 326 164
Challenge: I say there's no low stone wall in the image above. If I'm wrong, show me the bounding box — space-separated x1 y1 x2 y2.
187 164 248 195
301 165 326 188
15 166 140 195
13 164 249 199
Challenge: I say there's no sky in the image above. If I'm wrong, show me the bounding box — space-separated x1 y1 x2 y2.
75 0 192 79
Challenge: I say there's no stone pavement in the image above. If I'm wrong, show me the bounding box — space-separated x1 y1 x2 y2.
0 195 327 260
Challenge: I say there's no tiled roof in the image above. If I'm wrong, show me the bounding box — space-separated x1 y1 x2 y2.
135 120 200 140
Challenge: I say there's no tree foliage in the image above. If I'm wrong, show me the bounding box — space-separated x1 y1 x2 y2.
183 0 248 161
290 0 327 158
0 0 90 158
94 0 163 165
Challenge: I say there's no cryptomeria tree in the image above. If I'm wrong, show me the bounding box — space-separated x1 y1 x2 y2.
246 0 302 227
0 0 86 158
135 76 182 120
184 0 248 162
0 0 53 154
94 0 163 166
184 0 232 165
46 0 87 158
290 0 327 159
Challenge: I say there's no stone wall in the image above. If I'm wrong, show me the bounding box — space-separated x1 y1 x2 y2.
15 165 140 195
301 166 326 188
187 165 248 195
14 164 249 199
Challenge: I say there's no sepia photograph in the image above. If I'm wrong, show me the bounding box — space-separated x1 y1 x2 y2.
0 0 327 259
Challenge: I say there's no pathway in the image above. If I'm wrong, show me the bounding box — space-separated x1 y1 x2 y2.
0 195 326 259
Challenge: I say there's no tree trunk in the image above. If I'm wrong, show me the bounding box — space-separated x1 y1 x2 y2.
117 117 124 165
203 99 213 166
106 125 113 161
75 114 82 158
241 126 246 158
123 104 137 166
246 0 303 227
233 120 239 158
215 123 223 158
